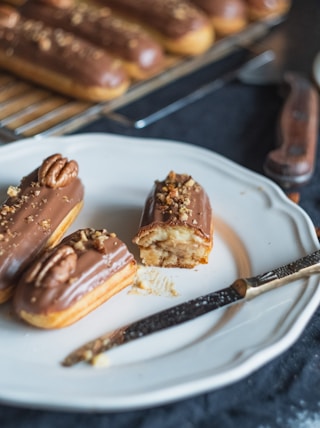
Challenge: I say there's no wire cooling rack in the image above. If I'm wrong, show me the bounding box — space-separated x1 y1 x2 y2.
0 16 283 143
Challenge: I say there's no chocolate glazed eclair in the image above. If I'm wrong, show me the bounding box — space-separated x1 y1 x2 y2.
101 0 214 56
0 154 84 304
0 5 129 101
14 228 137 329
133 171 213 268
20 0 165 80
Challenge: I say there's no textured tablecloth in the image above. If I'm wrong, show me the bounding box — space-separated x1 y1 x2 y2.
1 0 320 426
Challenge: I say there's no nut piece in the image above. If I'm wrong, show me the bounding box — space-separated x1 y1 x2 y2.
38 153 79 188
0 5 20 28
156 171 196 222
7 185 20 198
26 245 77 288
38 36 52 51
70 228 110 254
92 234 108 254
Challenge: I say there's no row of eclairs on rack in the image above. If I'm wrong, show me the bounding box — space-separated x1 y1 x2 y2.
0 0 291 102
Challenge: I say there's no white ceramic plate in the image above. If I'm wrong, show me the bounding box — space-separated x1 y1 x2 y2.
0 133 319 412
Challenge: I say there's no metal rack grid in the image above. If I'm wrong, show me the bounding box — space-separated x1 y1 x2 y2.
0 16 283 143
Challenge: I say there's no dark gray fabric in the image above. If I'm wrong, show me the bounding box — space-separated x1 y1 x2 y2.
1 0 320 426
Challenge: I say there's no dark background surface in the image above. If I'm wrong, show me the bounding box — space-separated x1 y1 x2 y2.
1 0 320 426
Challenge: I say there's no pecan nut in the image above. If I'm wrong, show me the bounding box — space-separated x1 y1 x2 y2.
38 153 79 188
0 5 20 28
26 245 77 288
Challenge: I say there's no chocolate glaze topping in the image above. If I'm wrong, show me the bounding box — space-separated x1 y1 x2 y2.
20 0 164 72
135 171 212 239
14 228 135 314
0 6 127 88
103 0 209 39
0 154 84 294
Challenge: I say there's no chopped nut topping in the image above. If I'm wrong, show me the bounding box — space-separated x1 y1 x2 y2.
7 186 21 198
185 178 195 187
1 205 15 216
25 215 34 223
39 219 51 231
179 212 188 222
80 230 88 242
155 171 199 222
38 36 51 51
71 12 83 26
93 235 108 254
22 20 32 31
55 31 71 47
73 240 86 252
69 228 116 254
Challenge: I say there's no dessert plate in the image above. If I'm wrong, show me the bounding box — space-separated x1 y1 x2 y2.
0 133 319 411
